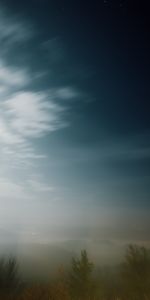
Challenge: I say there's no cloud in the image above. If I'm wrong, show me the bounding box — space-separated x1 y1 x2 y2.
0 6 32 48
0 3 79 203
28 178 54 193
0 175 54 200
0 118 24 145
0 88 67 172
0 31 69 201
55 87 78 100
0 61 29 87
0 177 32 200
3 91 65 138
66 133 150 164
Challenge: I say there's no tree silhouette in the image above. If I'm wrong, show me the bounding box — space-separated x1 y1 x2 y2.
69 250 95 300
121 244 150 299
0 257 21 297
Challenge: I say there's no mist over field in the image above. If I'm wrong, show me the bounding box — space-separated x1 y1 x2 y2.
0 223 150 283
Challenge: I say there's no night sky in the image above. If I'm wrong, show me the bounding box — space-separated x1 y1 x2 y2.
0 0 150 250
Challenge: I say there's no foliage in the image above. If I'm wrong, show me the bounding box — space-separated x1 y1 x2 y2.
0 257 21 297
20 284 50 300
121 244 150 299
0 245 150 300
69 249 95 299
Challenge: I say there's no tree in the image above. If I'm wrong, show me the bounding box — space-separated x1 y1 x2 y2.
121 244 150 299
0 257 21 296
69 250 95 299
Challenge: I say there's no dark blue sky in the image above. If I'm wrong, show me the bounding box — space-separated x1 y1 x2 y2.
0 0 150 244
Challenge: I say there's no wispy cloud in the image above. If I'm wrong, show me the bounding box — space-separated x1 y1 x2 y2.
0 5 78 200
3 91 65 138
54 87 78 100
28 177 54 193
0 6 32 49
0 61 29 87
0 74 67 174
0 177 33 200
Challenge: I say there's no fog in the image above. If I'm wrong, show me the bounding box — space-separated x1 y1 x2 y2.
0 222 150 282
